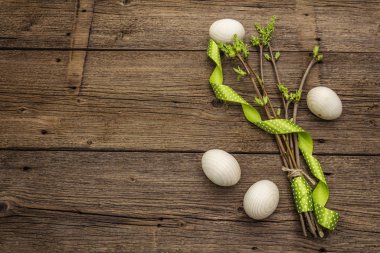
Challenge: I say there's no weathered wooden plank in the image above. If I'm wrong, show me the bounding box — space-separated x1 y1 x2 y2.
1 1 379 52
0 0 76 48
0 151 378 252
66 0 95 93
89 0 380 52
0 50 379 153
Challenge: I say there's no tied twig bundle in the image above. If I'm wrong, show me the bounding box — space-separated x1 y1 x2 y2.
281 167 316 186
207 16 339 237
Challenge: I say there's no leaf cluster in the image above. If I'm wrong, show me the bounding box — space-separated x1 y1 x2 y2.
254 96 268 106
313 45 323 62
251 16 276 47
218 35 249 59
233 66 247 81
278 83 301 102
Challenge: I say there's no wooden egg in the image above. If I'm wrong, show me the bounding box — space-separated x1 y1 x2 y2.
243 180 279 220
209 19 245 43
307 86 342 120
201 149 241 186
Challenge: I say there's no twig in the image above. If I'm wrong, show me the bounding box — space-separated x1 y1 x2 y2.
243 51 308 233
292 58 317 171
268 43 287 118
305 212 317 238
259 45 264 83
299 213 307 237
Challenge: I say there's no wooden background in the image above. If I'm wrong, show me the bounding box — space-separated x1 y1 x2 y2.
0 0 379 252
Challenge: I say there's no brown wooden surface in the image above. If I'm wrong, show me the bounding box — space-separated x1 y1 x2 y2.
0 151 379 252
0 0 379 252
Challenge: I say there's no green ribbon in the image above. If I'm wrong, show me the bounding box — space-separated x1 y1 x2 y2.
207 39 339 230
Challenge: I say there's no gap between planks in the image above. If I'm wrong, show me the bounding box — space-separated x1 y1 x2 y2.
0 47 379 54
0 148 378 156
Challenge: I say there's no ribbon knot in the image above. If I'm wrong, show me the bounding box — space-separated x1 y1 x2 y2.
282 166 316 185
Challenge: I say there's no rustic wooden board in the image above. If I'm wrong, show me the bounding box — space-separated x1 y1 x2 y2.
0 0 76 48
1 1 379 52
89 0 380 52
0 50 379 153
0 151 378 252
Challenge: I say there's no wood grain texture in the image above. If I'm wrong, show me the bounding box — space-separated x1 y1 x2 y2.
0 151 378 252
66 0 95 93
89 0 380 52
1 1 379 251
1 0 379 52
0 0 76 48
0 50 379 153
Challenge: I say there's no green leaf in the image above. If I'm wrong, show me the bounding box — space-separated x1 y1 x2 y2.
277 83 290 100
254 16 276 46
316 54 323 62
294 89 302 102
262 96 268 105
276 108 281 116
233 66 247 81
275 51 280 61
250 36 260 46
232 34 250 58
254 97 264 106
313 45 320 58
264 53 271 61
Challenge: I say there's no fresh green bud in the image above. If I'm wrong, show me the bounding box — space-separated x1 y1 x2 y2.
251 36 260 46
262 96 269 105
276 108 281 116
275 51 280 61
254 97 264 106
264 53 271 61
313 45 320 58
316 54 323 62
233 66 247 81
294 89 302 102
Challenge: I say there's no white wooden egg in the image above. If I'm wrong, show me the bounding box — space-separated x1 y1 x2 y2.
243 180 279 220
201 149 241 186
307 86 342 120
209 19 245 43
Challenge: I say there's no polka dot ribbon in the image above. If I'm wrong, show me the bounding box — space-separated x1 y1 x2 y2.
207 39 339 230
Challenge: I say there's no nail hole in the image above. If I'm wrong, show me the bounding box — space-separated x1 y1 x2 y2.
369 120 377 127
211 99 224 108
316 37 322 42
319 247 327 252
66 32 71 36
318 139 326 143
159 217 164 221
324 172 333 176
130 177 136 182
122 0 132 5
81 9 87 12
157 224 161 227
22 166 32 171
304 13 309 16
41 129 48 135
69 86 77 90
55 58 61 63
0 202 8 212
18 107 27 113
87 140 92 145
251 247 258 250
237 207 244 212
